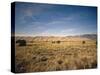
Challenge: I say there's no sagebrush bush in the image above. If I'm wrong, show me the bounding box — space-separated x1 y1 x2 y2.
82 41 85 44
16 39 26 46
56 40 61 44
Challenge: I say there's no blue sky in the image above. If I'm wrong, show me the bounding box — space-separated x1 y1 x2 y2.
15 2 97 36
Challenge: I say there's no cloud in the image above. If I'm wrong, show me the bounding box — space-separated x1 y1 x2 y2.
19 3 57 17
24 9 33 17
61 29 75 33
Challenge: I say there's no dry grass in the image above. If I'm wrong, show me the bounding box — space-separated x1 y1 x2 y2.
15 37 97 73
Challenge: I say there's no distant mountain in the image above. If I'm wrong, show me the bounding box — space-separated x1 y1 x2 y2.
15 34 97 42
79 34 97 40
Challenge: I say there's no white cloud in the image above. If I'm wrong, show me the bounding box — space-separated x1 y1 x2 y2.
61 29 75 33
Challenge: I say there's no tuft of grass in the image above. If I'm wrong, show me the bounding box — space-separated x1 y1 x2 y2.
40 56 48 61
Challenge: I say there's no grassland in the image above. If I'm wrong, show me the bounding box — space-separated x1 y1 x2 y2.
15 36 97 73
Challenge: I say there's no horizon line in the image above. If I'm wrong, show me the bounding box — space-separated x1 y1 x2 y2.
13 33 97 37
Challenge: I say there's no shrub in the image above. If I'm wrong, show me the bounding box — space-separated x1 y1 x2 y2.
56 40 61 44
57 60 63 64
16 39 26 46
82 41 85 44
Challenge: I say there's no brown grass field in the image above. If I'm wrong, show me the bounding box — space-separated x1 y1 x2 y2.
15 36 97 73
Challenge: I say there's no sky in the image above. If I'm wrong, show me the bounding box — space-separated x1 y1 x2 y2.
14 2 97 36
